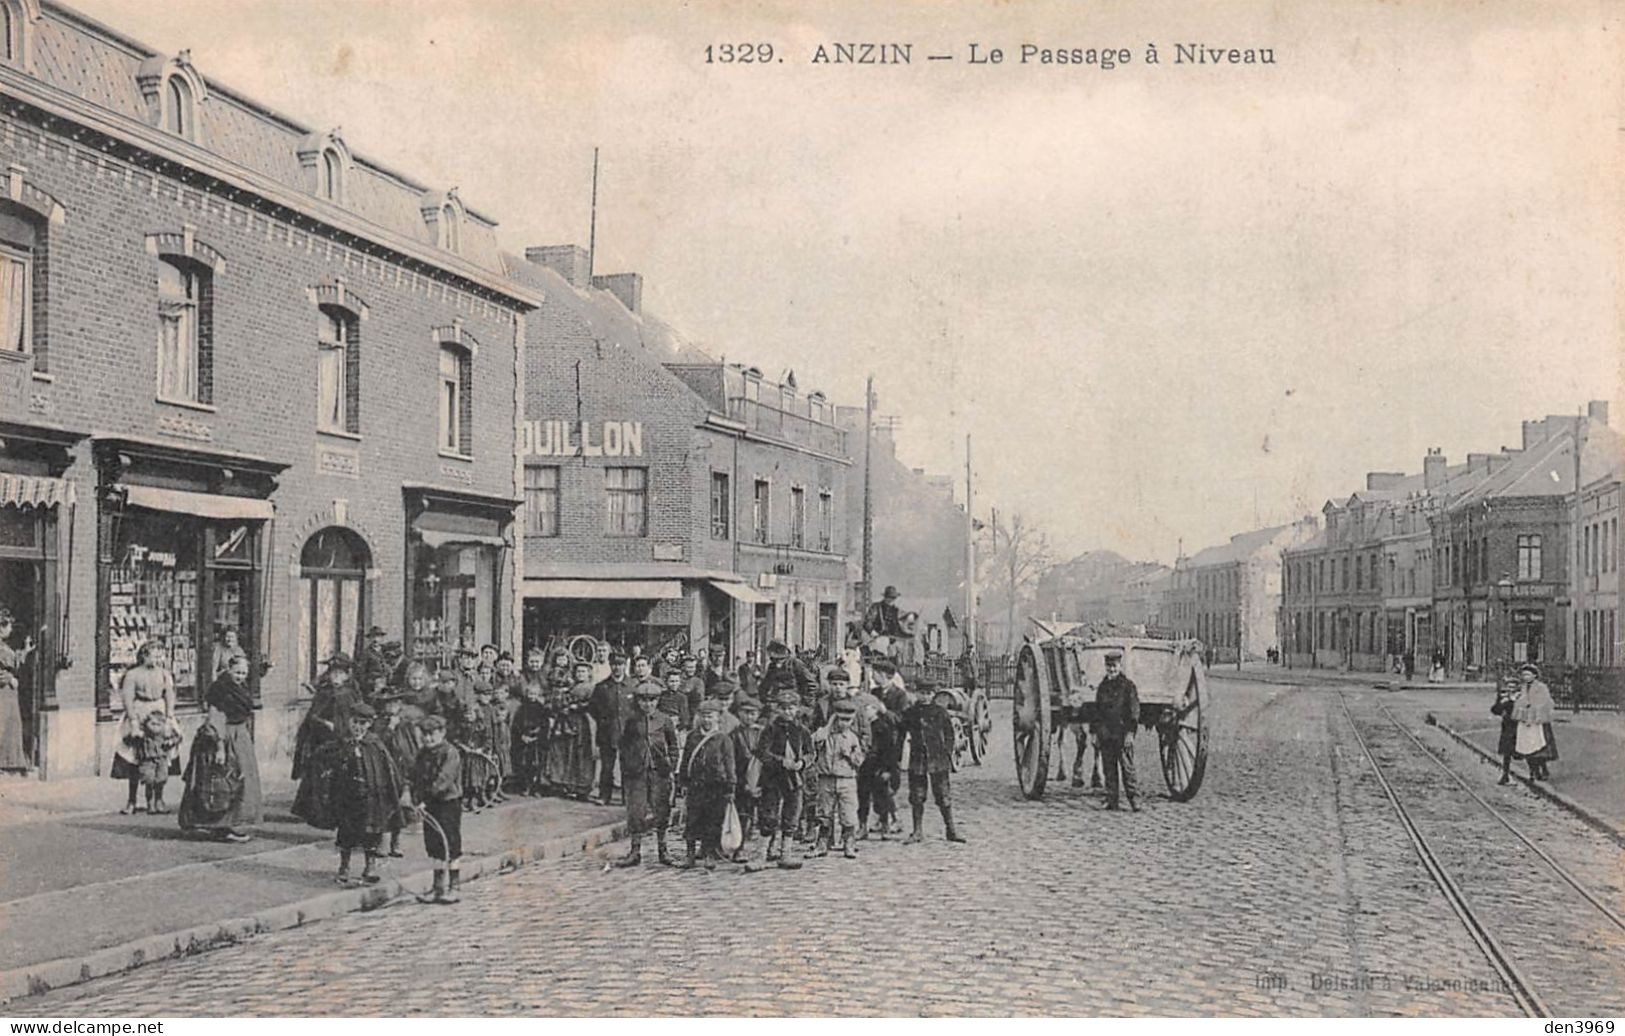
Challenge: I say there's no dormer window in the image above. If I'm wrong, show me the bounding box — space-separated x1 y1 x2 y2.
297 129 351 206
165 77 192 136
1 3 16 63
420 189 464 254
441 204 460 252
321 149 342 202
137 52 207 144
0 0 37 70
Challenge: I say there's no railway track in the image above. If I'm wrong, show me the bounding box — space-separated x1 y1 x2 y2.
1337 692 1625 1017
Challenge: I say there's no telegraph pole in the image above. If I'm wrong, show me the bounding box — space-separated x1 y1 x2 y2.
587 147 600 279
861 375 874 609
965 433 976 651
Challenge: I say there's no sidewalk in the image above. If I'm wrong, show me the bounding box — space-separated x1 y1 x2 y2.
0 774 625 1002
1208 660 1491 693
1414 700 1625 835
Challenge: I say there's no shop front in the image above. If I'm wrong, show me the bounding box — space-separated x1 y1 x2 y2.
0 420 84 774
521 570 764 663
404 485 515 668
93 439 285 720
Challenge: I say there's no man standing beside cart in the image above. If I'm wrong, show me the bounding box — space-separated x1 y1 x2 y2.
1095 650 1140 812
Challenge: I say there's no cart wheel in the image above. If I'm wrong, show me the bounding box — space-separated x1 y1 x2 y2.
968 690 990 765
1159 671 1208 801
951 717 966 772
1013 643 1050 800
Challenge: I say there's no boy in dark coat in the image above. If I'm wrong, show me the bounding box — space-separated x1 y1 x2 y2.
589 653 635 805
615 682 681 867
320 701 406 886
658 668 692 730
411 715 464 904
902 680 966 843
512 674 551 796
728 697 764 862
754 686 811 869
374 691 421 858
678 699 737 869
857 697 903 840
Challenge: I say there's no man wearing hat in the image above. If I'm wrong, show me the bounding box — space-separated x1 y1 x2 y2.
863 585 907 641
753 686 811 869
1095 650 1141 812
589 652 635 805
811 698 866 859
902 680 965 843
762 639 818 710
615 681 680 867
357 626 391 694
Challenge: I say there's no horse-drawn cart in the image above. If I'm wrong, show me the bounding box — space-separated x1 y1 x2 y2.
1011 634 1209 801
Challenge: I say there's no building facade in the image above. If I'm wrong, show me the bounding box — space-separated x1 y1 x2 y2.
0 1 535 777
507 247 764 662
667 364 851 660
1176 521 1316 664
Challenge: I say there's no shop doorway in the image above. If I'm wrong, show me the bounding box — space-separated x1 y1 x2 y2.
297 527 371 687
0 556 42 768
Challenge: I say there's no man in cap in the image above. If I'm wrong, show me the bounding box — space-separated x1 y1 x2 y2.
589 652 635 805
1095 649 1141 811
763 639 818 711
902 680 966 843
678 698 737 869
357 626 391 694
615 681 680 867
753 686 811 869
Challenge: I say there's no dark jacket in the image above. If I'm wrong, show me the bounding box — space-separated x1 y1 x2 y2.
1095 673 1141 740
658 687 692 730
299 733 403 834
619 709 680 778
589 676 635 748
411 741 462 803
902 701 955 776
680 727 737 789
377 716 423 777
862 710 904 776
1491 694 1520 756
729 723 762 793
755 714 813 787
763 656 819 707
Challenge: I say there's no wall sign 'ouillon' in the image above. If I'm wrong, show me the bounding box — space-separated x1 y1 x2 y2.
522 420 646 459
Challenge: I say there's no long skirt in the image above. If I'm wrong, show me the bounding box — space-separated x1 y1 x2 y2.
179 721 262 831
544 718 596 794
1515 722 1559 763
0 680 26 769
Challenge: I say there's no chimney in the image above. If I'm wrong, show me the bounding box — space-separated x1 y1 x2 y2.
1588 400 1610 426
591 272 642 316
1365 471 1404 491
1523 420 1549 450
524 244 591 289
1423 448 1447 490
1487 453 1512 474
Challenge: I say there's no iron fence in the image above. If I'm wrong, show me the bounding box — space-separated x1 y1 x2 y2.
1485 661 1623 712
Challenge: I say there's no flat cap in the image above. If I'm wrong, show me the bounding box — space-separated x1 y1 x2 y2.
350 701 377 719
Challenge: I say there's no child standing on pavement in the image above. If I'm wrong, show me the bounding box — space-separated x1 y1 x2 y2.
902 680 967 844
728 697 764 863
411 714 463 904
754 686 811 869
373 691 421 858
320 701 405 886
811 699 865 858
857 697 902 841
134 709 183 815
678 699 736 870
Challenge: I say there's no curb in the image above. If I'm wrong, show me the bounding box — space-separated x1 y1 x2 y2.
1425 714 1625 850
0 817 627 1004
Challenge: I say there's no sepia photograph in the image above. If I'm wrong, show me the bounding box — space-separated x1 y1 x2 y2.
0 0 1620 1021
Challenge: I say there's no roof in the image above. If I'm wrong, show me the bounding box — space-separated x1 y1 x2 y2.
1186 524 1297 568
1451 422 1625 508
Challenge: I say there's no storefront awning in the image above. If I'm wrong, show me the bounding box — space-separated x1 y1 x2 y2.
708 579 770 605
419 528 507 549
120 484 273 521
0 472 73 510
524 578 684 601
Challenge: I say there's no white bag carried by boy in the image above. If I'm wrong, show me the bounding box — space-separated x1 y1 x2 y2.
720 799 743 854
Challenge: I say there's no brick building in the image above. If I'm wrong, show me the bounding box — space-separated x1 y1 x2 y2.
0 1 536 777
667 364 852 659
1171 520 1316 663
506 247 767 661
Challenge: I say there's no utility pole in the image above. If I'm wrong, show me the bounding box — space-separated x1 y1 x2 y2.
965 433 975 653
587 147 600 279
1572 407 1587 665
861 375 874 610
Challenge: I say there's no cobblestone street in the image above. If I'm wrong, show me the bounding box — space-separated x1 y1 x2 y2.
19 679 1619 1016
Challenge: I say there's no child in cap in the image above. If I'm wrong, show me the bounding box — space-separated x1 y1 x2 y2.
658 668 691 730
615 681 681 867
373 691 421 858
678 698 736 870
412 714 464 903
318 700 406 885
753 687 811 869
902 681 966 843
811 699 866 858
729 697 764 863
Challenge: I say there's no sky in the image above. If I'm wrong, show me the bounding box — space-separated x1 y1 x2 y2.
69 0 1623 564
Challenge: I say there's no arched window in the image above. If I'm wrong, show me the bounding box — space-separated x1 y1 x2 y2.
157 256 210 403
297 527 371 686
1 3 15 63
316 304 360 434
321 149 343 203
165 76 191 137
440 204 460 253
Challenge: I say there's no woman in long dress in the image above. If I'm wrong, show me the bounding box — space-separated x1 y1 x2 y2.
179 654 261 842
0 608 35 771
111 644 177 811
1510 662 1558 780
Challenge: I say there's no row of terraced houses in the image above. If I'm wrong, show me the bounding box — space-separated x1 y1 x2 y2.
0 0 969 780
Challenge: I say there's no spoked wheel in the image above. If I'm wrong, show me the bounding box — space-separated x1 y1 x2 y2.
1159 671 1209 801
1012 643 1051 799
968 689 990 764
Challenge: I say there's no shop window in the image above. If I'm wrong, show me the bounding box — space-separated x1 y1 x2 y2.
818 490 833 552
604 466 647 537
411 535 499 665
1510 609 1544 663
317 305 360 435
296 527 369 688
710 472 729 539
1516 534 1542 581
790 487 806 548
105 510 261 707
525 466 559 537
752 479 770 544
437 344 471 455
157 256 212 405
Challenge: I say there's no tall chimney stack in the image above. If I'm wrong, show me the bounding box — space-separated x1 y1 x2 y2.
1423 448 1447 491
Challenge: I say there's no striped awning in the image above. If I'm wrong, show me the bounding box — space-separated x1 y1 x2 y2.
0 473 73 510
